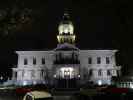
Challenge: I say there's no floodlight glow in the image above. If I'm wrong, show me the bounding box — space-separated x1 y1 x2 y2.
60 67 74 78
33 81 36 85
53 74 56 78
64 28 69 33
60 67 74 72
98 80 102 86
23 81 27 86
78 75 80 78
58 24 74 34
130 84 133 89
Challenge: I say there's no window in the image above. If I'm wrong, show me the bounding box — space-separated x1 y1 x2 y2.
89 69 93 76
106 57 110 64
107 70 111 76
24 58 28 65
98 69 102 76
117 70 120 76
41 70 44 77
88 57 92 64
42 58 45 64
97 57 101 64
15 72 17 78
33 57 36 65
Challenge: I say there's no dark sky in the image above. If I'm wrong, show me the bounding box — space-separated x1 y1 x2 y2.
0 0 132 77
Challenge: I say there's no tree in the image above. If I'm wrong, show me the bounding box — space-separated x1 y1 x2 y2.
0 2 32 35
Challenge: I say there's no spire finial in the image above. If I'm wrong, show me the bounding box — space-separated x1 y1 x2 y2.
63 9 70 21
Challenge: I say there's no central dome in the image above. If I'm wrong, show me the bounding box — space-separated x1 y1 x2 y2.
58 13 74 35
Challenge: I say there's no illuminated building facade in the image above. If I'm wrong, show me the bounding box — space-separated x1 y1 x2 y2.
11 13 121 87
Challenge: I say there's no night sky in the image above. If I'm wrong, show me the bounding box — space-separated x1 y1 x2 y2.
0 0 132 78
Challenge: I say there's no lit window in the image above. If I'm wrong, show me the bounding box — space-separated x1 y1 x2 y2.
97 57 101 64
42 58 45 64
88 57 92 64
24 58 28 65
98 69 102 76
33 57 36 65
106 57 110 64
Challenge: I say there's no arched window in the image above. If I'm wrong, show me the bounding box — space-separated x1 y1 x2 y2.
98 69 102 76
41 70 44 78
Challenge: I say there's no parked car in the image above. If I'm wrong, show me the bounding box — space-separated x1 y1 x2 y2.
16 84 50 95
23 90 53 100
16 87 32 95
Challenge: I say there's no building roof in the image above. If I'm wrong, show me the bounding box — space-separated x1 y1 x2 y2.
54 43 79 51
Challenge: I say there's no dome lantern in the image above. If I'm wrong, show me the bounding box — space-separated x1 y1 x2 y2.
58 13 74 35
57 12 76 45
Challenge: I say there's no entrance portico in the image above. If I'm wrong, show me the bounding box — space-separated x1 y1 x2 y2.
53 65 80 88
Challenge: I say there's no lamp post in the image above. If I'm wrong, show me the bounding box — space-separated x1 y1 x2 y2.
0 76 3 84
0 76 3 80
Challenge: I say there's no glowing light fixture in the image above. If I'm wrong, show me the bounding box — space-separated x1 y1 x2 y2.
60 67 74 78
33 81 37 85
58 24 74 35
130 84 133 89
53 74 56 78
98 80 102 86
23 81 27 86
60 67 74 72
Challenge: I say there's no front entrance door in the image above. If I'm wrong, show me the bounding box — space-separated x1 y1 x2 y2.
54 67 80 89
55 78 78 88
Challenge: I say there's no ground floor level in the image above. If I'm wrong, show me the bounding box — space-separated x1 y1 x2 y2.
10 66 117 87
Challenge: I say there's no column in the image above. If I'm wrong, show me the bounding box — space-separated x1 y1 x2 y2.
111 55 116 66
47 69 53 86
12 70 16 80
36 70 41 80
93 69 98 78
103 70 107 78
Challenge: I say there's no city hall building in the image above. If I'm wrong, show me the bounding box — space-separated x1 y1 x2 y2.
11 13 121 87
